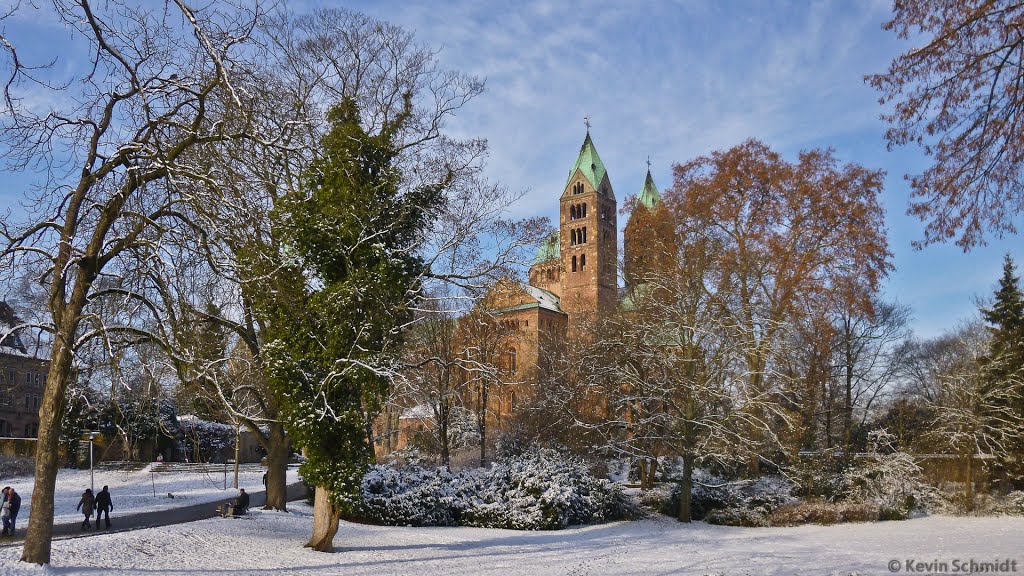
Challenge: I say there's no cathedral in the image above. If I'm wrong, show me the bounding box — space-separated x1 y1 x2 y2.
378 129 676 454
480 128 675 406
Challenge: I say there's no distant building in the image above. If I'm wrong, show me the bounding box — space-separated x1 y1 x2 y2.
376 130 676 456
0 302 47 438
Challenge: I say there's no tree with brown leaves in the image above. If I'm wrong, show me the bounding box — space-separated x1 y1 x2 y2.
667 139 893 474
869 0 1024 249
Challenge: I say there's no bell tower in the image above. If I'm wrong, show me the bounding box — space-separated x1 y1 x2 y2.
559 129 617 329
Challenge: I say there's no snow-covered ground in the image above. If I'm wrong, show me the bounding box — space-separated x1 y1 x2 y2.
0 505 1020 575
1 465 300 525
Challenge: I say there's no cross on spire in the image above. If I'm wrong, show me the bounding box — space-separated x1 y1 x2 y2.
646 155 651 171
584 115 590 133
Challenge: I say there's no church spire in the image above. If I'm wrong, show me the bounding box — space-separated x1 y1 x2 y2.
637 168 661 210
567 130 608 193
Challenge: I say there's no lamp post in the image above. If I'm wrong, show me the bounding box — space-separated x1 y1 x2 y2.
88 431 99 493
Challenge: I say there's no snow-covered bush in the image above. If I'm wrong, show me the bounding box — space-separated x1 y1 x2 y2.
656 469 796 524
989 491 1024 516
457 448 628 530
357 448 628 530
360 464 458 526
843 430 936 519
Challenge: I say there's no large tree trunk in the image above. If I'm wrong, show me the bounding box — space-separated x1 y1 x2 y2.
678 453 693 523
306 485 342 552
21 331 76 564
263 422 289 511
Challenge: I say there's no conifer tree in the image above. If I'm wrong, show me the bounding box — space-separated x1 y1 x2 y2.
982 255 1024 371
980 254 1024 487
256 95 442 552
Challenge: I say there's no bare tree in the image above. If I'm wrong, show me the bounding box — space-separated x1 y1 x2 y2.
922 323 1024 510
831 297 912 451
0 1 267 563
869 0 1024 249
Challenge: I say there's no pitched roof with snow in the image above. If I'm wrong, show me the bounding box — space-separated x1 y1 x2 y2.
0 301 27 355
522 285 562 313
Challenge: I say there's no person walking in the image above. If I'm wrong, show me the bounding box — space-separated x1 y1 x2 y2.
1 490 10 536
1 487 21 536
94 485 113 529
76 488 95 530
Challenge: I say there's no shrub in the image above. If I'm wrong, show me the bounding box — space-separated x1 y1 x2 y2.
767 500 879 526
788 453 850 501
0 454 33 479
843 430 936 519
360 464 458 526
357 448 629 530
1001 491 1024 515
654 470 796 525
704 508 769 527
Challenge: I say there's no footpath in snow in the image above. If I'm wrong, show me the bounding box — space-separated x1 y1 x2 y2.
0 465 301 531
0 504 1020 575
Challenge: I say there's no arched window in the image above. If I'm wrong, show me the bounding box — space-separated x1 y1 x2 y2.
570 205 577 219
582 203 587 217
507 347 517 373
572 255 577 272
510 391 517 413
580 253 586 270
570 229 576 245
582 227 587 243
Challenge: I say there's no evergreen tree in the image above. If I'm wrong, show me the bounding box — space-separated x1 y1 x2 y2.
257 96 442 551
980 254 1024 488
982 254 1024 368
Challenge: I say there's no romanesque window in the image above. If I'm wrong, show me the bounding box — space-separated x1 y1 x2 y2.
580 254 587 270
572 255 577 272
573 181 584 195
507 348 517 373
582 203 588 217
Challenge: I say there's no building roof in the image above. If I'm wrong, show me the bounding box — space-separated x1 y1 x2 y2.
638 169 662 211
523 285 562 313
0 301 27 355
534 232 560 264
567 132 608 193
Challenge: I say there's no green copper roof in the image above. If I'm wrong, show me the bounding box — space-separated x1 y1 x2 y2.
534 232 560 264
638 170 661 210
567 132 608 192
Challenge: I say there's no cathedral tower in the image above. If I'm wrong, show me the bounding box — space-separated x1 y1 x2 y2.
624 167 676 288
559 131 618 327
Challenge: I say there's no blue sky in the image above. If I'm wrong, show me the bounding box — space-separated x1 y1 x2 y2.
2 0 1020 338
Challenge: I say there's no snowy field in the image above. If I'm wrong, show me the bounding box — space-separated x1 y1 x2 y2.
0 505 1020 575
0 465 300 526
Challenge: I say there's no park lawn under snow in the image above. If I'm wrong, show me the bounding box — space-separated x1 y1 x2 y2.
0 465 300 526
0 505 1021 575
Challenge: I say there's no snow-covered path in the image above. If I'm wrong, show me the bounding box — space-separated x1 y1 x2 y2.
0 466 300 527
0 506 1020 575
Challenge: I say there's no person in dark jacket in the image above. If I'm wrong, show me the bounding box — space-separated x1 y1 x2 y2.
76 488 95 530
94 485 113 529
234 488 249 515
1 487 20 536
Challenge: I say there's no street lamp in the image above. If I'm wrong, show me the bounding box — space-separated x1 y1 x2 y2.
88 431 99 493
